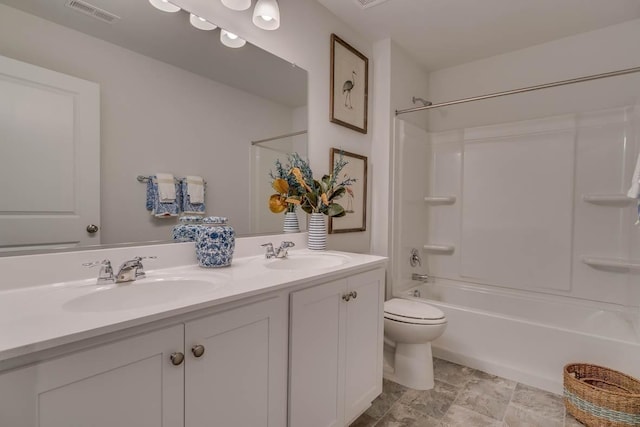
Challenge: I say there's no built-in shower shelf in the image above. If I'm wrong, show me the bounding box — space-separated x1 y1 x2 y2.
424 196 456 205
582 257 640 271
423 244 455 254
582 194 635 206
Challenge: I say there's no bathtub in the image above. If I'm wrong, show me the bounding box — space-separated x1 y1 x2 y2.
399 279 640 394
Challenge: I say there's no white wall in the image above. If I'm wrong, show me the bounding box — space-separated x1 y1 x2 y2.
174 0 374 253
428 18 640 131
0 4 296 244
371 39 429 259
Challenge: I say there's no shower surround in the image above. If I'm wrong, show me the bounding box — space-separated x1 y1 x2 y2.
391 104 640 393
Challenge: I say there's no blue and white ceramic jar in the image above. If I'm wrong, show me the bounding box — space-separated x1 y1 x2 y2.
195 216 235 268
172 216 204 242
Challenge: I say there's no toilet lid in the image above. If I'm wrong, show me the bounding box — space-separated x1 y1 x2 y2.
384 298 445 321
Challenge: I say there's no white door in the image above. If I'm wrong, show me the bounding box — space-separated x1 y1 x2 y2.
289 279 347 427
344 269 385 423
0 325 184 427
185 296 288 427
0 54 100 251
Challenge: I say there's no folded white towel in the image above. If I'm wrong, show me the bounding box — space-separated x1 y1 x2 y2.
628 153 640 199
186 175 205 204
155 173 176 202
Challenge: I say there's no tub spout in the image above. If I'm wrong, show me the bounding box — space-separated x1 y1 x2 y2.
412 273 430 283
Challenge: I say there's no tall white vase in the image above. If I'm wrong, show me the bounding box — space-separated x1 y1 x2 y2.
307 212 327 250
283 211 300 233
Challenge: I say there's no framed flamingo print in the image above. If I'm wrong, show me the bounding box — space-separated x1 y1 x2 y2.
330 34 368 134
329 148 367 233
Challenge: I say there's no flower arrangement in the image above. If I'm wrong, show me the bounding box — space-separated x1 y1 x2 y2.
269 152 355 218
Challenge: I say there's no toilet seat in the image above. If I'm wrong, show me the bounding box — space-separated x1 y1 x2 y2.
384 298 446 325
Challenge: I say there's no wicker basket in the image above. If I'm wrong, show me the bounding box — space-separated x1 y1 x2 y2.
564 363 640 426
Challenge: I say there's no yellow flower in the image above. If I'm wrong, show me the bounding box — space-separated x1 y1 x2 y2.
272 178 289 194
290 167 311 192
269 194 287 213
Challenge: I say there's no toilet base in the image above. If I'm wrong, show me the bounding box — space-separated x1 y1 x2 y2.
383 342 435 390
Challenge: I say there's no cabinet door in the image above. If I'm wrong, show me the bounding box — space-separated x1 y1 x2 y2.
344 268 385 423
185 295 288 427
0 325 184 427
289 279 347 427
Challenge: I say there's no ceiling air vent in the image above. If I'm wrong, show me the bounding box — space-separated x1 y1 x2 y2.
65 0 121 23
353 0 391 9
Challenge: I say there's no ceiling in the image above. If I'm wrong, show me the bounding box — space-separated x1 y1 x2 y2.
318 0 640 71
0 0 307 107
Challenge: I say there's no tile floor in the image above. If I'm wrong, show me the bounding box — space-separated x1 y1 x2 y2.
350 358 584 427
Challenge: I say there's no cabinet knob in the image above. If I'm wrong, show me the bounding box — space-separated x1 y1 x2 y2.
86 224 99 234
342 293 351 302
191 344 205 358
351 291 358 300
170 352 185 366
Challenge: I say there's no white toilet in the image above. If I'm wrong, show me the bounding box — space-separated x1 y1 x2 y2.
383 298 447 390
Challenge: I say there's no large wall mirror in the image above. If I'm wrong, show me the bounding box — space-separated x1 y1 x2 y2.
0 0 307 254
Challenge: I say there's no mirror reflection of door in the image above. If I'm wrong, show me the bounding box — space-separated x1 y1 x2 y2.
0 55 100 252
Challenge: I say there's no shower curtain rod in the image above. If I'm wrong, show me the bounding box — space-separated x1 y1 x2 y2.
395 66 640 116
251 130 307 145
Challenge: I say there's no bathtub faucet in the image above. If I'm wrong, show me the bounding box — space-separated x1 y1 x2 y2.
412 273 430 283
409 248 422 267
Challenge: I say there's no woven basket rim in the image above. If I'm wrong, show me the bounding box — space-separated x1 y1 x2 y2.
564 363 640 398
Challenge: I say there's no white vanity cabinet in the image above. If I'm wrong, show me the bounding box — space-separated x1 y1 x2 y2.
184 294 288 427
0 325 185 427
0 295 287 427
289 268 385 427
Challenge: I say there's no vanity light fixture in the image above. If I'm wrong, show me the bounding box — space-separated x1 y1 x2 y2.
252 0 280 30
220 29 247 48
190 13 218 30
148 0 181 13
221 0 252 11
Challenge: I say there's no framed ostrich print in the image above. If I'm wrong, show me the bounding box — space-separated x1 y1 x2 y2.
330 34 368 134
329 148 367 234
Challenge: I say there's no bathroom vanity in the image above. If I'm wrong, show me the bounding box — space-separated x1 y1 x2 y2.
0 239 385 427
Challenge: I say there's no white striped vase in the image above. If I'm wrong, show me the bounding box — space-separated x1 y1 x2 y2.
283 212 300 233
307 212 327 250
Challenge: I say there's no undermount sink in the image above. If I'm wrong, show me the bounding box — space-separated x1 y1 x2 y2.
262 252 350 271
63 278 222 312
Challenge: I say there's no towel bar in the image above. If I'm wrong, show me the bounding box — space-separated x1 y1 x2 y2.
137 175 206 184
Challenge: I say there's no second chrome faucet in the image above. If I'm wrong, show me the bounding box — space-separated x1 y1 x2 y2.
261 241 295 259
84 256 157 284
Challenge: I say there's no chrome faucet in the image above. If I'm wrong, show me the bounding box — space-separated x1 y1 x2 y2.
83 256 157 284
115 256 156 283
261 241 295 259
83 259 115 285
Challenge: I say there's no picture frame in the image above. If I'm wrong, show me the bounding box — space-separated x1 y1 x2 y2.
330 34 368 134
329 148 367 233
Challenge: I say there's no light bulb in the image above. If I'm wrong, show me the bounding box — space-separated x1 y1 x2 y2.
189 13 217 31
148 0 181 13
252 0 280 30
221 0 251 11
220 29 246 48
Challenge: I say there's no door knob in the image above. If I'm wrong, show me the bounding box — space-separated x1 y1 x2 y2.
86 224 99 234
170 352 185 366
191 344 205 358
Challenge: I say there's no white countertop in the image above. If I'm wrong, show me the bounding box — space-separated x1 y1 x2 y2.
0 249 386 365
